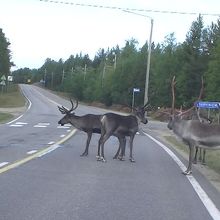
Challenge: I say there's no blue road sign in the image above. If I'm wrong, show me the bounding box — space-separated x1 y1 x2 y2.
196 101 220 109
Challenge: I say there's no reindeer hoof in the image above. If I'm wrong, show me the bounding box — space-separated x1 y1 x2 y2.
182 170 192 175
129 158 136 163
96 155 101 161
118 156 125 161
100 157 106 162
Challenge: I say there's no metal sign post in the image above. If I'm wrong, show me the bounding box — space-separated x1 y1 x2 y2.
196 101 220 124
132 88 140 111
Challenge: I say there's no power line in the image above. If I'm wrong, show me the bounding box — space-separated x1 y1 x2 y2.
39 0 220 16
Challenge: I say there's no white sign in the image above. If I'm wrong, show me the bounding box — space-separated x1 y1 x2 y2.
0 81 6 86
133 88 140 92
8 75 13 82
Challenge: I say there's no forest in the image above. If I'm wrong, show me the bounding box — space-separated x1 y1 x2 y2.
1 15 220 109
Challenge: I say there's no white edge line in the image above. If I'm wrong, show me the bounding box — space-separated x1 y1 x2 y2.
7 85 32 125
143 131 220 220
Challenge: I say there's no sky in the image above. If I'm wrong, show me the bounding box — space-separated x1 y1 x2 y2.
0 0 219 70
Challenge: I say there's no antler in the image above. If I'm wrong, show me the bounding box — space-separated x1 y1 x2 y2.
171 76 176 115
177 76 204 116
58 99 79 114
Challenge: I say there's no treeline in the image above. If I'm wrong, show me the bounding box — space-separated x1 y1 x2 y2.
2 15 220 108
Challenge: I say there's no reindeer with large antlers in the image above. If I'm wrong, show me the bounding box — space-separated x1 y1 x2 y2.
58 99 125 159
167 76 220 175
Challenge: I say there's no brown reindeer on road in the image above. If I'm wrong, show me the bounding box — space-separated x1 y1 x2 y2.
58 99 125 159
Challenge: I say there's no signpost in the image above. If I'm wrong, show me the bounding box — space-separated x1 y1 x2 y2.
132 88 140 110
196 101 220 109
196 101 220 123
0 75 6 94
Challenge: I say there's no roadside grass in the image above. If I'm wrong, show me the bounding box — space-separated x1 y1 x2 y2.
164 136 220 176
0 84 26 123
0 112 13 123
0 84 26 108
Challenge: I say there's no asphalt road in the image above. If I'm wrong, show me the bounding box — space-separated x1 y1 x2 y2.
0 84 220 220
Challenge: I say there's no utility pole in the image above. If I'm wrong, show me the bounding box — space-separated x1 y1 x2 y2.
84 64 87 80
62 69 65 84
144 18 153 105
122 10 154 105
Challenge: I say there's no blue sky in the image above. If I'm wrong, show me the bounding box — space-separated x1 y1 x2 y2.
0 0 219 69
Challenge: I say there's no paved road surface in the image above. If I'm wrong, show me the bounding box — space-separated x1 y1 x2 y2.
0 84 220 220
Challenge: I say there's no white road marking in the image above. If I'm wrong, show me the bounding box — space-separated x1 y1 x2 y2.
9 124 23 127
60 134 66 138
15 122 28 125
38 122 50 126
7 87 32 125
37 144 61 158
57 125 71 129
34 125 47 128
27 150 38 155
0 162 9 168
144 132 220 220
48 141 55 145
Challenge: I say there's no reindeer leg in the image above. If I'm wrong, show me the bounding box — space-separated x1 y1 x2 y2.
96 136 102 161
116 137 126 161
193 146 198 164
198 148 202 162
202 149 206 165
113 137 125 160
183 144 194 175
81 132 92 156
129 136 135 163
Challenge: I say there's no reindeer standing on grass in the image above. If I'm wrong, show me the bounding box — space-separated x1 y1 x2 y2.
167 76 220 175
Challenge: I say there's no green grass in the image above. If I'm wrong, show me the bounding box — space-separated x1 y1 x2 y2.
164 136 220 175
0 84 25 108
0 112 13 123
0 84 26 123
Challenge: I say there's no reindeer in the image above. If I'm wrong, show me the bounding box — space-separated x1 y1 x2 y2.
96 104 148 162
58 99 125 159
167 76 220 175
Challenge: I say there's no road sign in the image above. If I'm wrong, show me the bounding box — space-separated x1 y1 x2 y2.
0 80 6 86
196 101 220 109
1 75 6 81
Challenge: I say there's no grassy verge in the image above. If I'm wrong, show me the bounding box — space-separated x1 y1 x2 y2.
0 84 26 123
164 135 220 175
0 84 26 108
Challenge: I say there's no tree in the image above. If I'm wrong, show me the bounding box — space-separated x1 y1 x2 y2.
0 28 13 85
205 39 220 100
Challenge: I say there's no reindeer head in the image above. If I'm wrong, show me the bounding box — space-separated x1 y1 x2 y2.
133 103 149 124
58 99 78 126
